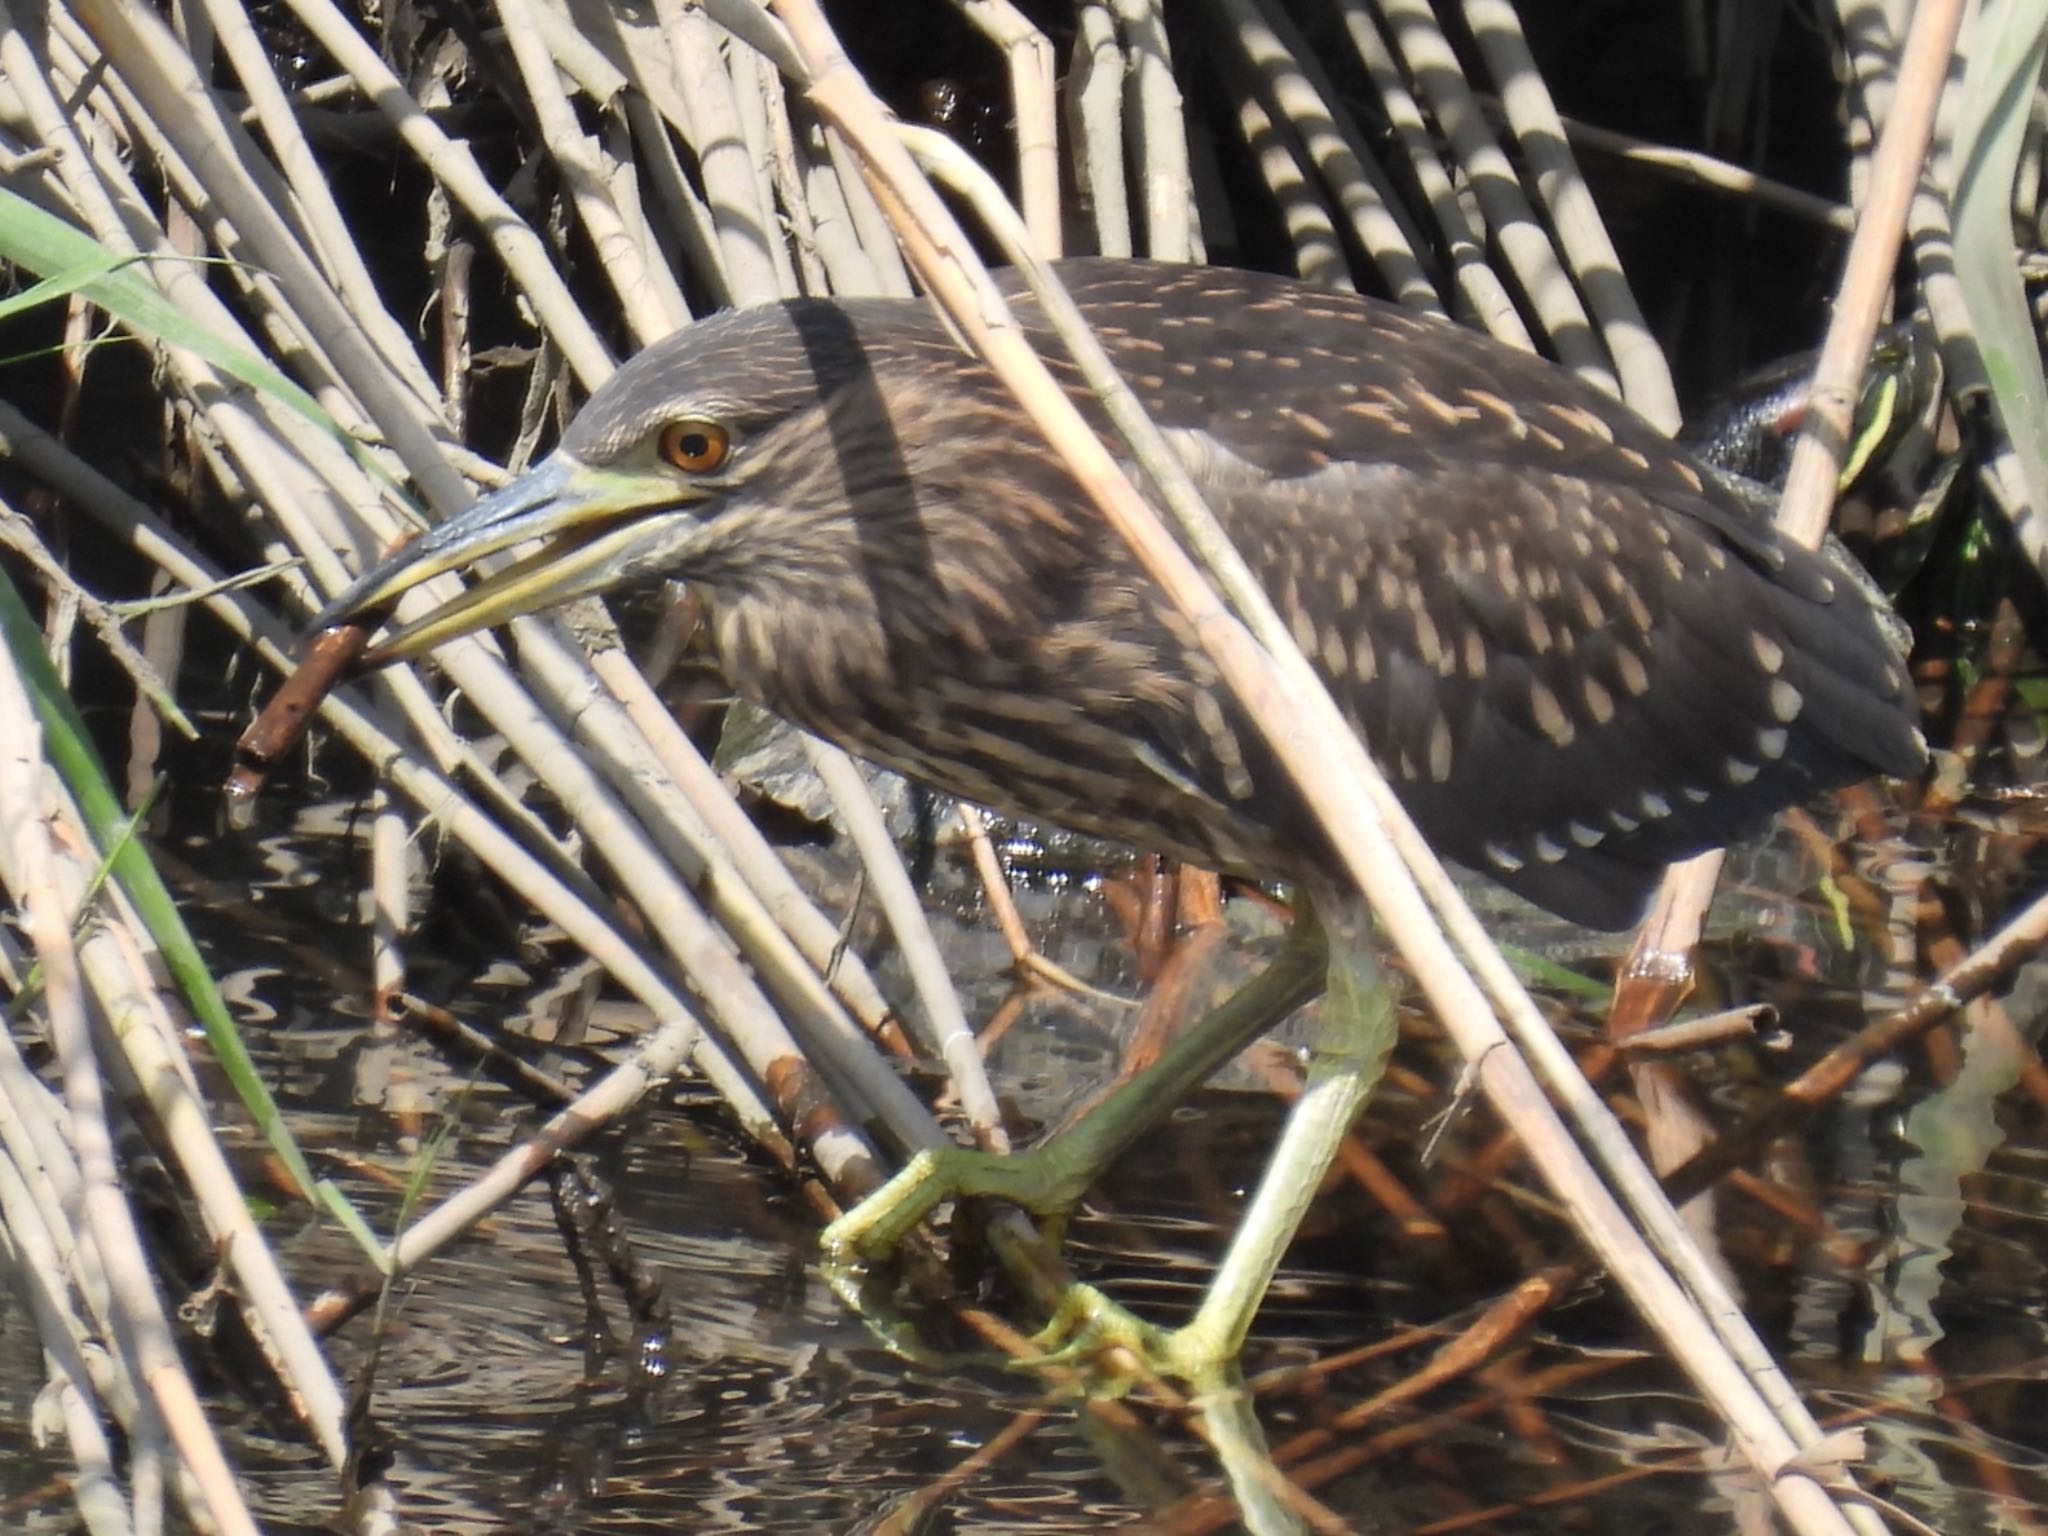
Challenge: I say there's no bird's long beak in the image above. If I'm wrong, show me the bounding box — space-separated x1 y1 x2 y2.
315 454 703 664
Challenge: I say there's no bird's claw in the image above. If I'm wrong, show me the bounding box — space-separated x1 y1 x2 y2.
822 1149 1234 1385
1026 1283 1236 1388
819 1147 955 1263
821 1140 1102 1263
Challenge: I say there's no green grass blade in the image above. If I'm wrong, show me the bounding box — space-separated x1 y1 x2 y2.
0 562 337 1214
1951 5 2048 527
0 189 408 501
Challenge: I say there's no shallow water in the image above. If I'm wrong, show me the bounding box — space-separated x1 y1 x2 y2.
4 712 2045 1534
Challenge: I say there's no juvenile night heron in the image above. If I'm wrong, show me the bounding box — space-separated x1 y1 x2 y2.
321 259 1924 1371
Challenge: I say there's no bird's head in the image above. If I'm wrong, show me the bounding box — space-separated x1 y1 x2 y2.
316 297 1068 665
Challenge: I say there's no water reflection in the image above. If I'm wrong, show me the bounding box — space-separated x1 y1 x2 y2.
5 733 2035 1535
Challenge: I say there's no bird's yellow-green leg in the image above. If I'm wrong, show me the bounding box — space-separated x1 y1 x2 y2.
1196 1370 1313 1536
1037 899 1396 1378
820 911 1328 1267
824 898 1397 1382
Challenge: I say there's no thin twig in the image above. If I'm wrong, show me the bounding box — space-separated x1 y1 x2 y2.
0 650 262 1536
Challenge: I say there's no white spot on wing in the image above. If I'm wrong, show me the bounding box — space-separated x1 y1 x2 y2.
1463 629 1487 679
1583 677 1615 725
1530 682 1574 747
1289 601 1317 657
1428 715 1453 783
1413 603 1446 670
1321 625 1349 678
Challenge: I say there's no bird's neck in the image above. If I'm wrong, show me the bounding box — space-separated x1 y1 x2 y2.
706 578 896 736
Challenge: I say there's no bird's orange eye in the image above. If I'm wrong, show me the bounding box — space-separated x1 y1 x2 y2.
659 419 731 474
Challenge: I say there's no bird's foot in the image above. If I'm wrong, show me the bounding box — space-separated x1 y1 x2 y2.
819 1140 1101 1265
820 1143 1233 1388
1027 1282 1238 1389
823 914 1332 1272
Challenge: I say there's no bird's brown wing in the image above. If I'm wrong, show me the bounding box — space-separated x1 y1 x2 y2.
1178 449 1920 927
987 262 1916 924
